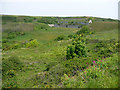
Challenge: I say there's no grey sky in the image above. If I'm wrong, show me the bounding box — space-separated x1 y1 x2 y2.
1 0 119 19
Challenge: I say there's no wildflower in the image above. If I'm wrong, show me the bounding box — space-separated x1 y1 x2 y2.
93 61 96 63
86 62 88 64
101 60 102 62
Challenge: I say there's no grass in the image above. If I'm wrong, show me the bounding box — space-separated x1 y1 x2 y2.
2 17 119 88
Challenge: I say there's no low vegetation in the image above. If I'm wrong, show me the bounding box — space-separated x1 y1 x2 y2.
2 15 118 88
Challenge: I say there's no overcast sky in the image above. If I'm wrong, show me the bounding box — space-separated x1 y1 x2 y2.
0 0 119 19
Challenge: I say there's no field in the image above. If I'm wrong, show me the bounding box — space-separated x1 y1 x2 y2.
2 16 119 88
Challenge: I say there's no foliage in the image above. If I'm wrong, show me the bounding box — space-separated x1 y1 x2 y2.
2 15 118 88
34 23 49 30
68 34 74 39
37 17 58 24
94 40 119 57
55 35 68 41
6 70 16 78
76 26 90 35
2 15 17 22
24 39 39 48
2 39 9 43
66 34 87 60
3 77 19 88
2 56 23 74
7 31 25 39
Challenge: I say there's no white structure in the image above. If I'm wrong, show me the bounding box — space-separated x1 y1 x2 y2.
48 24 54 27
89 20 92 24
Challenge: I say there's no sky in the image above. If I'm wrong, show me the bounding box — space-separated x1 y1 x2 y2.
0 0 120 19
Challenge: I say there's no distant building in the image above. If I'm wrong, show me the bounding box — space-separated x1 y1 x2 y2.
48 24 54 27
89 20 92 24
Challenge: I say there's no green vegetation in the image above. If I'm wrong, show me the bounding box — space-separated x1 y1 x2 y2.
2 15 118 88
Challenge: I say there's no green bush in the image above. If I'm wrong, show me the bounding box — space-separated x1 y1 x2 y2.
2 39 9 43
24 39 39 48
68 34 74 39
12 43 21 49
76 26 90 35
6 70 16 78
66 37 87 60
7 31 25 39
55 35 67 41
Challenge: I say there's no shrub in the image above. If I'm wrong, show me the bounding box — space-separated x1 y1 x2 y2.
7 31 25 39
55 35 67 41
6 70 16 78
34 23 49 30
2 39 9 43
24 39 39 48
12 43 21 49
76 26 90 35
66 38 87 60
68 34 74 39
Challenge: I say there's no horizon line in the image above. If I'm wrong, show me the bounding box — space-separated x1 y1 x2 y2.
0 13 118 20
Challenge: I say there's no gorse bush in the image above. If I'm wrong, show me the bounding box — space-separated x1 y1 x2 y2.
66 26 90 60
66 36 87 60
24 39 39 48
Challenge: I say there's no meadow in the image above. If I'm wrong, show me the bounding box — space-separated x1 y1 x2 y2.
2 15 119 88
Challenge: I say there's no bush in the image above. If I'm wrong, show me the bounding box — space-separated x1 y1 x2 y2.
2 39 9 43
55 35 67 41
34 23 49 30
24 39 39 48
66 37 87 60
76 26 90 35
12 43 21 49
6 70 16 78
7 31 25 39
68 34 74 39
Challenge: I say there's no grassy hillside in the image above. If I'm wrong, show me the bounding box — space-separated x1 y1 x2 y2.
2 15 119 88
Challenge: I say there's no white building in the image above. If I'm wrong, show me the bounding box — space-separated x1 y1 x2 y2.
48 24 54 27
89 20 92 24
